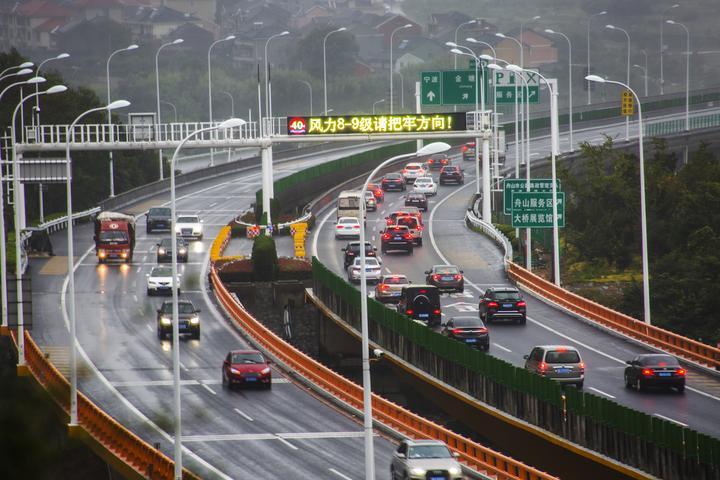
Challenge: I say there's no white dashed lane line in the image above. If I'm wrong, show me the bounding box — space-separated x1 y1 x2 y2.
234 409 254 422
589 387 616 399
654 413 687 427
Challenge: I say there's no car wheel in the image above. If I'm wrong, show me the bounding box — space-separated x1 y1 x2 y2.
676 384 685 393
624 373 633 389
222 370 228 388
417 238 423 246
265 381 272 390
407 247 413 255
635 377 643 392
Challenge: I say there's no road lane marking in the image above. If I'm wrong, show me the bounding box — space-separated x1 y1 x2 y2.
385 268 392 274
200 383 216 395
209 202 218 208
654 413 687 427
146 324 153 332
182 431 365 443
329 468 353 480
275 436 299 450
234 409 254 422
492 343 512 353
589 387 616 399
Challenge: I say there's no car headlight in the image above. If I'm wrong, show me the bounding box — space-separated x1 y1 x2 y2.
179 248 187 255
448 466 462 475
230 367 240 374
158 248 166 255
260 367 270 375
160 316 172 325
410 467 426 475
189 316 199 325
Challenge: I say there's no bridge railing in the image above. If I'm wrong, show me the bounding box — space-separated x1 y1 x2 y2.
645 111 720 136
11 330 199 480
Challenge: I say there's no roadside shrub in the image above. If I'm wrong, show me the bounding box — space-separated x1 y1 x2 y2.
251 235 278 281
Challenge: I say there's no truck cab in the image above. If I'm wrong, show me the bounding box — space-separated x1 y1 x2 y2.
95 212 136 263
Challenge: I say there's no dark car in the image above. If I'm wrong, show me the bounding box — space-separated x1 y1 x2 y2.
342 241 377 269
381 173 406 191
439 165 464 185
156 299 200 340
367 183 385 203
397 285 441 326
222 349 272 389
479 287 526 324
425 265 464 293
461 142 476 162
624 354 686 393
146 207 172 233
442 316 489 350
426 153 450 170
156 237 189 263
380 225 414 254
404 192 428 212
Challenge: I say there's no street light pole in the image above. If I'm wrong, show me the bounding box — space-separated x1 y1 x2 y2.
586 75 650 324
545 29 573 150
469 39 500 185
208 35 236 167
496 33 525 169
11 84 67 372
660 4 680 95
298 81 313 115
633 64 648 97
666 20 690 130
372 98 385 114
587 10 607 104
359 141 451 480
519 15 541 70
0 61 33 77
220 92 235 162
453 19 477 112
323 27 346 116
390 24 412 115
606 25 631 140
265 30 289 132
161 100 178 123
168 117 245 479
33 53 69 127
155 38 184 181
107 45 137 197
0 77 45 333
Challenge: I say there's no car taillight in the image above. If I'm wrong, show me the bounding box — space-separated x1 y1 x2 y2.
478 327 488 334
461 145 468 152
404 233 413 240
452 328 463 335
432 274 441 281
417 225 423 230
642 368 654 376
487 301 499 308
375 189 382 196
433 309 441 314
386 219 393 225
454 274 462 280
539 362 548 373
676 368 686 376
402 169 408 174
336 225 343 229
406 309 413 315
382 233 391 240
517 301 526 307
578 362 585 371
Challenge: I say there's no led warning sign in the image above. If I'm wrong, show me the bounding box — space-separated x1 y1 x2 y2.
286 113 467 135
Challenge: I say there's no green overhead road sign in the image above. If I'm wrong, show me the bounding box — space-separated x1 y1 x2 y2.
493 70 540 104
510 191 566 228
421 71 442 106
421 69 488 106
503 178 561 215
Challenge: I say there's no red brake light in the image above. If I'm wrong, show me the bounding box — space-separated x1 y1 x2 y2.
406 309 413 315
642 368 654 376
386 219 392 225
461 145 468 152
404 233 413 240
539 362 548 372
676 368 686 376
454 274 462 280
578 362 585 371
517 301 526 307
380 284 389 291
433 309 441 314
487 301 499 308
382 233 391 240
478 327 488 334
451 328 463 335
432 274 441 281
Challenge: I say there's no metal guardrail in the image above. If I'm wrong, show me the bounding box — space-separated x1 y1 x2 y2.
645 112 720 136
465 209 513 264
36 206 101 234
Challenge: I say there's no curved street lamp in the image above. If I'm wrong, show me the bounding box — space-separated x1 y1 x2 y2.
390 24 412 114
666 20 690 130
587 10 607 104
106 45 137 197
660 4 680 94
264 30 289 131
155 38 184 180
372 98 385 114
208 35 236 167
323 27 346 115
545 28 574 150
605 24 631 140
0 61 34 77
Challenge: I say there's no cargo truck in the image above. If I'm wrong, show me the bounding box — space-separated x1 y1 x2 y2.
94 211 136 263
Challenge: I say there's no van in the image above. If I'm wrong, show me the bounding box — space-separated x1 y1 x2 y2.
397 285 441 326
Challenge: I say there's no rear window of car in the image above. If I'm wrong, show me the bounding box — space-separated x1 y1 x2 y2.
150 208 171 216
397 217 418 228
415 178 432 183
434 266 459 274
406 165 421 170
384 276 408 285
452 317 483 327
545 350 581 364
639 355 679 366
339 218 358 225
442 166 459 172
495 291 521 300
386 226 408 233
385 174 402 180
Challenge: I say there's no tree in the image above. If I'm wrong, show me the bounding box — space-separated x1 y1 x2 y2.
290 27 359 78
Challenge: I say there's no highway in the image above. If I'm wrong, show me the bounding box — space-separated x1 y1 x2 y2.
30 146 396 479
312 116 720 439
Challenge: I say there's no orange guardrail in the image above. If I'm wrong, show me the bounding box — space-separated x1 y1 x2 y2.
209 225 231 262
13 330 199 480
210 265 557 480
507 261 720 370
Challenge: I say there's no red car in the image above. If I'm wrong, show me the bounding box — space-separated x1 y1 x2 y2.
222 350 272 389
366 183 385 203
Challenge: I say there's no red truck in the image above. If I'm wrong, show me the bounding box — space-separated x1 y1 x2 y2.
94 211 136 263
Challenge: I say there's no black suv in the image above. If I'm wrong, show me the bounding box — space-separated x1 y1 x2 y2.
426 153 450 170
439 165 464 185
380 225 414 254
341 241 377 269
397 285 441 326
146 207 172 233
156 299 200 340
404 192 428 211
381 173 406 191
157 238 189 263
479 287 526 324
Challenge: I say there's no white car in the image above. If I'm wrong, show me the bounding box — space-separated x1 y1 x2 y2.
335 217 361 239
146 266 181 296
413 177 437 196
401 163 427 183
364 190 377 212
347 257 383 283
175 215 203 240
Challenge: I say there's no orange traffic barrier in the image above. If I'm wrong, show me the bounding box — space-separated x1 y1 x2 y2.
13 330 199 480
507 262 720 369
210 265 557 480
210 225 231 262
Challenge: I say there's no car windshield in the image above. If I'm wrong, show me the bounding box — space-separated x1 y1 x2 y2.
407 445 452 459
338 197 360 209
452 317 483 327
639 355 679 366
397 217 418 228
384 276 408 285
150 208 171 216
545 350 581 364
364 191 374 198
434 266 459 274
161 303 195 314
232 352 265 364
177 216 198 223
151 267 172 277
98 231 128 242
339 218 358 225
387 226 408 233
495 291 521 300
406 165 421 170
431 154 446 160
385 174 402 180
416 178 432 184
357 258 379 267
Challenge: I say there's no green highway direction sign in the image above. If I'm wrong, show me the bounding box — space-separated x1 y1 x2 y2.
503 178 561 215
511 191 566 228
421 69 488 106
493 69 540 104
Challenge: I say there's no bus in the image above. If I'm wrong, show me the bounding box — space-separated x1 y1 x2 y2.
336 190 363 221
